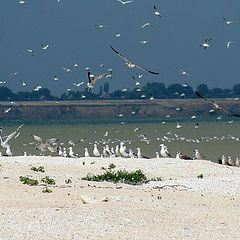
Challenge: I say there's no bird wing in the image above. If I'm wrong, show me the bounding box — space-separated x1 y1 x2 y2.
87 71 92 84
92 73 108 84
195 91 216 104
46 138 59 145
5 131 17 144
195 91 240 117
31 135 43 143
135 64 159 75
110 45 130 63
218 106 240 117
154 5 157 11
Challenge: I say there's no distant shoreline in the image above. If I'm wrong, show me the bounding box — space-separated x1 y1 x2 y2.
0 98 239 121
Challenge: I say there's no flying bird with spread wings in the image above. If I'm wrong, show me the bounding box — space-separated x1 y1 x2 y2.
110 45 159 75
87 71 108 89
195 91 240 117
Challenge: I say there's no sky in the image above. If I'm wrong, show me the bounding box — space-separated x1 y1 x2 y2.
0 0 240 96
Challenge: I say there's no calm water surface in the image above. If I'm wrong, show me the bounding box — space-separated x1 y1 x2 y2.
2 120 240 162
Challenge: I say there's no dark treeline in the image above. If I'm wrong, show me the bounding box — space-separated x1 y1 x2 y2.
1 82 240 101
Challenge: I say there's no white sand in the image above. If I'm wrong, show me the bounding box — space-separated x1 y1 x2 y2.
0 156 240 239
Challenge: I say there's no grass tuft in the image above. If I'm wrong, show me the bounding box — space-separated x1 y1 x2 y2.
197 174 204 179
42 187 52 193
30 166 45 172
19 176 39 186
41 176 56 185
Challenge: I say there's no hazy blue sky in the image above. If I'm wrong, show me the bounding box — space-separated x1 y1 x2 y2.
0 0 240 95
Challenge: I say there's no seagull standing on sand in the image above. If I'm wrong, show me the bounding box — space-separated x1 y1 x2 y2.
136 147 149 159
84 148 90 157
93 144 101 157
194 149 206 160
160 144 171 157
69 147 77 158
120 142 129 157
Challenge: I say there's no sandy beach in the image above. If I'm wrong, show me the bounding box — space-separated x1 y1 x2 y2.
0 156 240 240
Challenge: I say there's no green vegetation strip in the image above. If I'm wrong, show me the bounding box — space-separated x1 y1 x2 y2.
82 164 162 185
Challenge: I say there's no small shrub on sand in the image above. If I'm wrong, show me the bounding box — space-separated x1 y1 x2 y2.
30 166 45 172
197 174 204 179
19 176 39 186
42 187 52 193
65 178 72 184
41 176 56 185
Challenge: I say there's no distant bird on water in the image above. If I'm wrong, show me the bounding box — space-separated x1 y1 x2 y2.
110 45 159 75
195 91 240 117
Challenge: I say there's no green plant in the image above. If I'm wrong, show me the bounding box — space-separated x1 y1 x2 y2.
65 178 72 184
150 177 162 181
41 176 56 185
101 163 116 171
30 166 45 172
82 169 148 185
197 174 203 179
42 187 52 193
19 176 39 186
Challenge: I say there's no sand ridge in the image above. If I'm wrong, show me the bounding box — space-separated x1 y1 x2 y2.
0 156 240 239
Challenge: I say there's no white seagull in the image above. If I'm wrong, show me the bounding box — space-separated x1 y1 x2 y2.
87 71 107 89
141 23 153 28
41 43 49 50
226 41 233 48
93 144 101 157
154 5 161 17
31 135 59 155
117 0 134 5
110 45 159 75
223 17 234 25
160 144 171 158
180 69 190 76
200 37 211 50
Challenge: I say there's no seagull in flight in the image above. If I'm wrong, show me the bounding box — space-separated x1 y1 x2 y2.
227 41 233 48
154 5 161 17
141 23 153 28
110 45 159 75
200 37 211 50
26 49 34 56
87 71 107 89
41 43 49 50
223 17 234 25
140 40 150 44
73 82 84 87
180 69 190 76
31 135 59 155
117 0 134 5
195 91 240 117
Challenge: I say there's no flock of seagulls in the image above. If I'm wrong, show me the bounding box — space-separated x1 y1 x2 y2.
0 1 238 167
